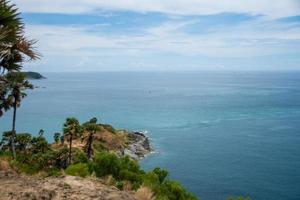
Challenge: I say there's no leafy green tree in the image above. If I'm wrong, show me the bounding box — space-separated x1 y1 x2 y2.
0 130 13 151
53 147 69 169
63 117 82 164
15 133 31 151
53 132 61 143
83 122 100 159
30 136 49 154
0 72 33 159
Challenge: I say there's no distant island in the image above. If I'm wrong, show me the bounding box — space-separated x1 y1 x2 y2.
22 71 46 79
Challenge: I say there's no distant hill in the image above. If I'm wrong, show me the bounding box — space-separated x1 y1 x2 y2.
22 71 46 79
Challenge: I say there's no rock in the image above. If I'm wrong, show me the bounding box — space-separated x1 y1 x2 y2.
124 131 152 160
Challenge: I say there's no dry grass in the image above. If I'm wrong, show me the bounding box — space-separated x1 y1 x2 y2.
123 181 133 191
0 159 10 172
135 186 155 200
104 175 116 186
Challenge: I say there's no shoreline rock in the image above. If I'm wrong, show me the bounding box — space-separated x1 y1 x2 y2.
123 131 152 161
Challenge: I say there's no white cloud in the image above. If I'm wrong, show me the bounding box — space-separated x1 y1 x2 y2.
14 0 300 18
25 17 300 61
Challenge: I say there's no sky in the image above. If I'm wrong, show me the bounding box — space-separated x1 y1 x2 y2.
13 0 300 72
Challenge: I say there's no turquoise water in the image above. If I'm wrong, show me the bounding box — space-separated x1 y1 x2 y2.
1 71 300 200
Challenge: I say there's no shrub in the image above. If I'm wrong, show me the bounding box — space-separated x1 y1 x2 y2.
30 136 49 153
120 156 142 173
93 152 121 178
15 133 32 151
65 163 90 177
159 180 198 200
143 172 160 189
116 181 124 190
119 169 143 189
72 150 89 164
153 167 168 184
45 168 63 177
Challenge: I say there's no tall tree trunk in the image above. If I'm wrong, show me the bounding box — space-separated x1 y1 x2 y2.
11 101 17 159
85 132 93 159
68 134 73 165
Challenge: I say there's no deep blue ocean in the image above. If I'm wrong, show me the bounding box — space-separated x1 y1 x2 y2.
0 71 300 200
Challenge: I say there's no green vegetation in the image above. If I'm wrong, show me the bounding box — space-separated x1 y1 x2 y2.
0 117 200 199
63 117 82 164
21 71 45 79
0 0 39 159
65 163 90 178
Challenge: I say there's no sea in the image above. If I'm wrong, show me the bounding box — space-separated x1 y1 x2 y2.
0 71 300 200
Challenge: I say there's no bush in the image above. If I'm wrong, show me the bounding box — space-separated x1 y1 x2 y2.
159 180 198 200
153 167 168 184
119 169 143 189
93 152 121 178
120 156 142 174
143 172 160 189
72 150 89 164
65 163 90 177
116 181 124 190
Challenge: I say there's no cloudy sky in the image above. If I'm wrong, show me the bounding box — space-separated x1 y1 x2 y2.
14 0 300 72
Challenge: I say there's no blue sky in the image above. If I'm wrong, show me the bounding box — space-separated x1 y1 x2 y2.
13 0 300 71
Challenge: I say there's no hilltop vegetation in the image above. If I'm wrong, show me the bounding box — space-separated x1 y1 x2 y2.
0 117 198 200
22 71 45 79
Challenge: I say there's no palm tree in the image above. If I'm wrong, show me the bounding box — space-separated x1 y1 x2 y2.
0 0 39 73
83 122 100 159
0 0 39 118
0 72 33 158
63 118 82 164
53 132 61 143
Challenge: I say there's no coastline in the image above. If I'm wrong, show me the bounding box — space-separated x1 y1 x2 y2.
122 131 153 161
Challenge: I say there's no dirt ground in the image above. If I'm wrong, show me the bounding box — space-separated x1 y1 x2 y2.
0 171 136 200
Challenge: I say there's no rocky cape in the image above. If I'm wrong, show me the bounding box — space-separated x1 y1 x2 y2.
122 131 152 161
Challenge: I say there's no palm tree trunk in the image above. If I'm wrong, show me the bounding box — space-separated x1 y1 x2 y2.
86 132 93 159
68 134 73 165
11 101 17 159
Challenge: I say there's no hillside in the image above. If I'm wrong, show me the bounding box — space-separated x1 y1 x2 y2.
0 171 137 200
22 71 46 79
0 119 198 200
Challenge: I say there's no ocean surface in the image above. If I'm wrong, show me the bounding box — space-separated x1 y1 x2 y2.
0 71 300 200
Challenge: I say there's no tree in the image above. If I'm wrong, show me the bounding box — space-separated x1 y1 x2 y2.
0 72 33 158
38 129 44 137
0 0 39 118
63 117 82 164
15 132 31 152
0 0 39 73
89 117 98 124
83 122 100 159
53 132 61 143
